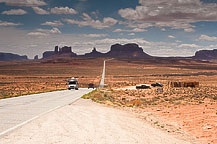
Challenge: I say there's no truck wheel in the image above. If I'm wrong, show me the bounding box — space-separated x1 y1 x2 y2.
75 88 78 90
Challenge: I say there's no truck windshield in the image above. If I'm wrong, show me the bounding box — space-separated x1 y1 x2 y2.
69 81 77 84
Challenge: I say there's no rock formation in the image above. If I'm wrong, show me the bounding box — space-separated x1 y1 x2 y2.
0 52 28 61
41 43 154 59
193 49 217 60
59 46 72 54
105 43 152 58
83 43 152 58
34 55 39 60
43 51 55 59
43 46 77 59
84 47 105 57
54 46 58 54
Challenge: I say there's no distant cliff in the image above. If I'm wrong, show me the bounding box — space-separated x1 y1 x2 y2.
41 44 217 60
43 46 77 59
193 49 217 60
83 43 152 58
0 52 28 61
105 43 152 58
43 43 152 59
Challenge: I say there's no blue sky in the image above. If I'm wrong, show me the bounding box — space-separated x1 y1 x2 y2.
1 0 217 58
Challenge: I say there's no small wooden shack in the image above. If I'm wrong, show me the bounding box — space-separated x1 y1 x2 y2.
169 81 199 88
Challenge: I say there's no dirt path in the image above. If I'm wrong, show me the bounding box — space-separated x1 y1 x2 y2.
0 99 193 144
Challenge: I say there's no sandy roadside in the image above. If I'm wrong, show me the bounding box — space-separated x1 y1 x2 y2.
0 99 194 144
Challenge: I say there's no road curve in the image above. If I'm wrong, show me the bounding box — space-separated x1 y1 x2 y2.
0 88 93 136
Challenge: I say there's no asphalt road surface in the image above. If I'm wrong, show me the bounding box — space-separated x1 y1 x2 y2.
99 59 113 88
99 60 106 88
0 88 92 136
0 99 193 144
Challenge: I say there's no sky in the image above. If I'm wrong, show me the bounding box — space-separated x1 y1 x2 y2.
1 0 217 58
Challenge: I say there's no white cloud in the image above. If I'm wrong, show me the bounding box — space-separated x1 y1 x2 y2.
32 7 49 15
0 21 22 26
160 28 166 31
168 35 175 39
94 38 151 46
0 0 47 7
1 9 27 15
178 44 200 48
155 21 195 32
176 40 182 43
82 33 108 38
103 17 118 27
197 34 217 41
207 44 217 49
27 31 48 36
64 13 117 29
118 0 217 32
91 10 99 19
119 21 152 30
128 33 135 36
41 21 63 27
113 28 146 32
50 28 61 34
113 29 124 32
184 28 195 32
149 48 194 57
27 27 61 37
51 7 77 15
36 28 61 34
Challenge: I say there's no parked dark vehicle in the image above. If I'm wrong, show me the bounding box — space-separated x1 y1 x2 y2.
88 83 94 89
151 83 163 87
136 84 150 89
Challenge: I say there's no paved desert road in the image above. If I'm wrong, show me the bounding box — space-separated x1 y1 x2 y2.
0 99 194 144
0 88 92 136
99 58 113 88
99 60 106 88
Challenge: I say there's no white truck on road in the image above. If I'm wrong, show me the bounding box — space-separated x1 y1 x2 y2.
67 77 79 90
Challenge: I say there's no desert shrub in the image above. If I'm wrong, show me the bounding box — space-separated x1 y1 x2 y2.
213 96 217 100
127 99 142 107
81 89 97 99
